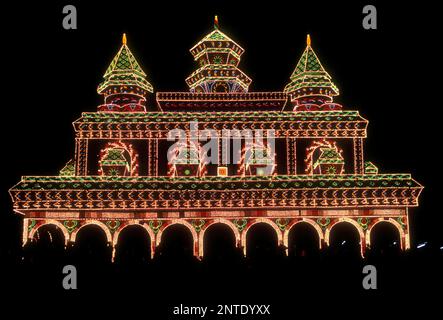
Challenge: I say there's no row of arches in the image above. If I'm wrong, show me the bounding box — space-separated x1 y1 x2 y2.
26 218 406 262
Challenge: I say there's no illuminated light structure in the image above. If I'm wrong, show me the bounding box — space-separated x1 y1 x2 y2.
186 15 251 93
10 21 423 260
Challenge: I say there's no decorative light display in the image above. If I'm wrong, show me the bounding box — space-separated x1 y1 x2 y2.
97 33 153 112
284 35 340 109
238 140 276 177
59 159 75 176
9 21 423 260
98 141 139 176
304 139 344 175
167 140 207 178
364 161 378 175
186 16 251 93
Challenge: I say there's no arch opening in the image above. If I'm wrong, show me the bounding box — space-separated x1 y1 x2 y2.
72 225 111 265
328 222 361 257
203 223 237 263
370 221 401 256
246 223 279 260
157 224 194 260
115 225 152 265
26 224 65 264
288 222 320 257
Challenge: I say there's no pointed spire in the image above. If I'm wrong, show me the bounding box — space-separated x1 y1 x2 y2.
289 39 326 78
102 35 147 78
98 33 153 94
284 34 339 105
214 15 219 29
97 33 153 109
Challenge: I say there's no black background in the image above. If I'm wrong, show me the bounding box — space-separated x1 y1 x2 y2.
1 0 442 317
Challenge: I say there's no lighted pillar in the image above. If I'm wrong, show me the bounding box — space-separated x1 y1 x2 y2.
360 235 367 258
218 137 223 167
75 138 88 176
194 237 200 259
111 245 116 263
286 137 297 175
241 229 247 256
320 238 326 250
353 138 364 174
22 218 29 247
235 138 246 176
150 239 156 259
148 138 158 176
404 209 411 250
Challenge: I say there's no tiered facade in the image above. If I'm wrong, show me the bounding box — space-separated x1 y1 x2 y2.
9 20 423 259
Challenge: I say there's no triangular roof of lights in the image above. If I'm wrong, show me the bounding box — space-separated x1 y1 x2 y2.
104 33 146 77
284 34 339 97
98 33 153 94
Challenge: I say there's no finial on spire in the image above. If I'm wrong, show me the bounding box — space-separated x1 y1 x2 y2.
214 15 219 29
306 34 311 47
122 33 127 45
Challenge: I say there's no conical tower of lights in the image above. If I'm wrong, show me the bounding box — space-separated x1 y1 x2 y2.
284 35 339 108
97 33 153 112
186 16 252 93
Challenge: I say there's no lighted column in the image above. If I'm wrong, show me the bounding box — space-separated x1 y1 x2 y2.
360 234 367 257
150 238 156 259
194 239 200 259
286 137 297 175
353 138 364 174
404 209 411 250
75 138 88 176
148 138 158 176
22 218 29 247
218 138 222 166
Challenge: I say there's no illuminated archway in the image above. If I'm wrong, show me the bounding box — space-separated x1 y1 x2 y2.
156 220 198 257
29 220 70 246
198 218 240 258
26 222 66 263
366 218 406 250
284 218 323 255
325 218 364 245
70 220 112 243
113 222 156 259
70 222 112 263
241 218 282 256
325 218 365 256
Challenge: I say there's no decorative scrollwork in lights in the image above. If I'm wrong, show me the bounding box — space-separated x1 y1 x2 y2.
305 139 344 175
98 141 139 176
